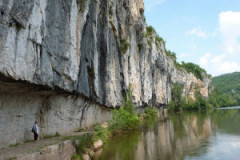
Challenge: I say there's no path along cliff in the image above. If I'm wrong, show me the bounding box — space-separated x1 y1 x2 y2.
0 0 210 148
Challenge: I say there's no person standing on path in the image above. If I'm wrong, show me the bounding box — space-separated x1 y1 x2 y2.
32 121 39 141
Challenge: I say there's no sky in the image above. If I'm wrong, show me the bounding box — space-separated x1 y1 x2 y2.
143 0 240 76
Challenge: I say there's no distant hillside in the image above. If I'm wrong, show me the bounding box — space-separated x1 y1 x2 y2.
212 72 240 104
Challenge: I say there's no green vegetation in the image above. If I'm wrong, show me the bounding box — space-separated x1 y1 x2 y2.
171 83 183 109
146 26 155 38
138 43 143 52
69 133 94 160
145 26 165 49
7 157 17 160
43 132 61 139
208 89 237 107
212 72 240 105
181 62 208 80
169 83 213 112
169 78 238 111
147 39 152 48
165 50 208 80
145 25 208 80
24 139 35 143
87 67 95 77
71 85 160 160
9 143 20 147
79 0 87 13
109 5 113 16
55 132 61 137
155 34 165 46
93 125 111 142
71 154 82 160
120 39 130 53
74 134 93 155
110 85 140 132
143 107 157 119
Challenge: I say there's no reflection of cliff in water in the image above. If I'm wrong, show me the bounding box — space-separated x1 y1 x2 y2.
135 113 215 160
95 112 216 160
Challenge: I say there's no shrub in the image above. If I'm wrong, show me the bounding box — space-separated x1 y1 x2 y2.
120 39 130 53
144 107 157 119
172 83 183 109
111 107 139 131
93 125 111 142
181 62 207 80
145 26 156 38
168 101 176 112
147 39 152 48
74 134 93 155
79 0 87 13
138 43 143 51
71 154 82 160
110 85 139 131
55 132 61 137
155 35 166 46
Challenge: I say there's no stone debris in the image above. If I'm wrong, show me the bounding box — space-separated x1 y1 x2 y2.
93 140 103 151
82 154 91 160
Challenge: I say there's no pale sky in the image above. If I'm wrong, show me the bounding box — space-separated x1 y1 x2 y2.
143 0 240 76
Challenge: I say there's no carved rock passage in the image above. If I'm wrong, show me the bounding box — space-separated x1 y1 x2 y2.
0 0 210 107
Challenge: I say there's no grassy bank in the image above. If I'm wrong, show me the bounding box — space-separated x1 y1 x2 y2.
71 86 157 160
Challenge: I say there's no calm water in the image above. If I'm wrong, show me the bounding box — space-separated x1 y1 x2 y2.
94 107 240 160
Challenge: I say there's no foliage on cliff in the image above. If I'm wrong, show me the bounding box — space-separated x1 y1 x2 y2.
145 25 209 80
169 78 238 111
169 83 213 111
181 62 208 80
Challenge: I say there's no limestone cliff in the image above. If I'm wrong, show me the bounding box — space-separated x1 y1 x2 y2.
0 0 210 148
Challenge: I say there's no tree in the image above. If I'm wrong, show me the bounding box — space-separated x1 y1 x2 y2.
171 83 183 110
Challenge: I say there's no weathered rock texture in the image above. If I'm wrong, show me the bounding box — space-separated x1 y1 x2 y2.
0 92 112 149
17 140 76 160
0 0 210 107
0 0 210 148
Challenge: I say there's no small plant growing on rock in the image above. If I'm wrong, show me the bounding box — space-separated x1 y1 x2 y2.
147 39 152 48
145 26 155 38
138 43 143 52
120 39 130 53
74 134 93 155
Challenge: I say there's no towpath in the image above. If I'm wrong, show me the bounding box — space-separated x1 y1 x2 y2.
0 131 92 160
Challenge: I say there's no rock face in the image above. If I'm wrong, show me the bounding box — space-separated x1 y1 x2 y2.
0 0 210 148
0 0 210 107
0 92 112 149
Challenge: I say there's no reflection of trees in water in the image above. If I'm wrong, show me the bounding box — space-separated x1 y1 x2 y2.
95 131 140 160
96 110 240 160
210 109 240 135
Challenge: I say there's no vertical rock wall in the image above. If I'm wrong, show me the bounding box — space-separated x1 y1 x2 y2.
0 0 210 108
0 0 211 148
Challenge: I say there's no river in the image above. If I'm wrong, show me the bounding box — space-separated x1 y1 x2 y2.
94 106 240 160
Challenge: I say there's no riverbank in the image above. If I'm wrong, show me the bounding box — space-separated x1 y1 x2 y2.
71 107 167 160
0 131 91 160
0 108 167 160
94 107 240 160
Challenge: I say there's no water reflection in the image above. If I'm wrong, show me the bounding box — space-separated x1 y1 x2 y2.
94 108 240 160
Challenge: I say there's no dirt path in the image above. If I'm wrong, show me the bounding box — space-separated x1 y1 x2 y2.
0 131 92 160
